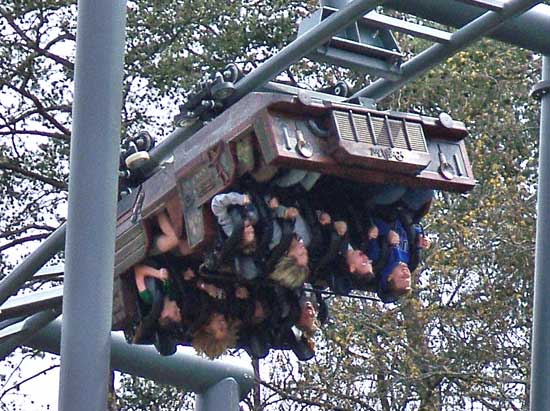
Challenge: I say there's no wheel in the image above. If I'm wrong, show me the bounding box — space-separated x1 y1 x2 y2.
174 110 197 128
223 63 241 83
211 81 235 100
132 131 155 152
125 151 150 170
120 140 138 162
333 81 350 97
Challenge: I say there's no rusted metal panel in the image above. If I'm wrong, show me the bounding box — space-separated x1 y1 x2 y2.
141 161 178 219
116 210 144 252
421 138 475 190
112 273 137 331
114 228 147 276
115 186 150 277
253 102 475 191
177 142 236 249
255 109 332 171
172 93 296 174
329 110 432 174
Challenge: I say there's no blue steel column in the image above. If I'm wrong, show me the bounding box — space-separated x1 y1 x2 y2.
58 1 126 410
195 377 240 411
530 56 550 411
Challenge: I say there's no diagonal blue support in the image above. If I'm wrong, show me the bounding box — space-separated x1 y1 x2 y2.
0 308 61 360
351 0 540 101
0 286 62 321
231 0 386 102
0 224 65 306
386 0 550 55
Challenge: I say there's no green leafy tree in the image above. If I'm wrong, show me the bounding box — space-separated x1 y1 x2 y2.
252 38 538 411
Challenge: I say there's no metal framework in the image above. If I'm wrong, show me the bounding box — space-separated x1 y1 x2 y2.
26 319 254 400
0 0 549 410
529 55 550 411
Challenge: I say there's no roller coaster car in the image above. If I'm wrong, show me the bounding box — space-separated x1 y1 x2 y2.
111 91 475 332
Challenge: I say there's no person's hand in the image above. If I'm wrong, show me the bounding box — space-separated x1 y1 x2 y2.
159 268 169 281
235 287 249 299
242 194 251 205
387 230 400 246
207 285 225 300
182 268 195 281
334 221 347 236
318 212 331 225
367 226 379 240
198 281 225 299
285 207 299 219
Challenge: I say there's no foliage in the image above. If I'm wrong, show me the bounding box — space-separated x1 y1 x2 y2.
0 1 541 410
114 374 193 411
251 39 539 411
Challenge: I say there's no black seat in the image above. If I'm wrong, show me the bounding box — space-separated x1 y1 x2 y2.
203 207 245 272
133 277 164 345
263 218 295 274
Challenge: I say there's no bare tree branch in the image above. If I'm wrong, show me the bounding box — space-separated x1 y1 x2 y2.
0 7 74 69
260 378 337 410
0 158 67 190
4 83 71 137
0 224 56 239
0 233 52 253
0 364 59 401
0 129 70 142
0 102 71 128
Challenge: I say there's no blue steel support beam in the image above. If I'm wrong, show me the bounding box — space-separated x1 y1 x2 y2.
231 0 385 103
530 56 550 411
195 377 241 411
0 309 60 360
350 0 540 101
27 319 255 398
139 0 550 176
58 0 126 410
0 286 62 321
386 0 550 55
0 224 65 306
145 0 385 175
